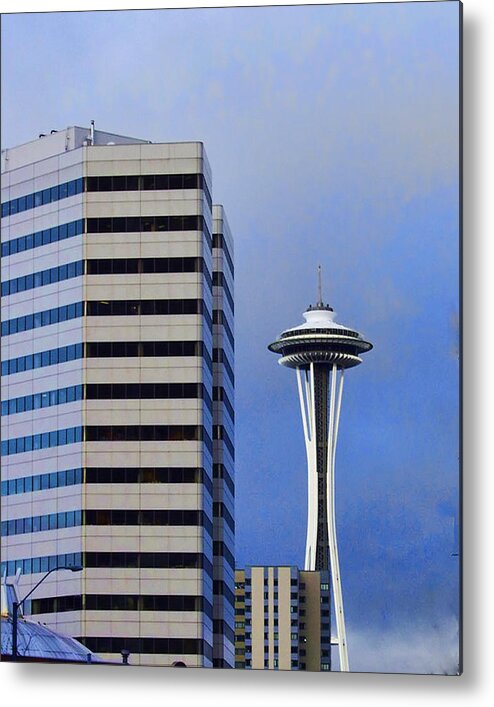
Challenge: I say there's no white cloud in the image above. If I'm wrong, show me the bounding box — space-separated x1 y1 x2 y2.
347 617 460 675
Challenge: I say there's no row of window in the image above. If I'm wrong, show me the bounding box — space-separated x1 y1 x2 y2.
85 510 213 536
213 310 235 351
213 271 234 314
85 382 211 402
86 298 212 328
213 502 235 533
79 637 213 659
2 259 84 297
1 510 82 537
213 233 234 276
85 340 213 366
1 466 214 498
85 425 213 454
213 619 235 645
213 425 235 460
1 256 213 298
1 298 213 337
212 580 235 608
1 342 83 377
1 552 82 578
1 301 84 337
1 173 213 219
279 327 360 341
214 386 235 423
85 466 213 493
1 383 83 416
1 218 84 258
1 381 213 418
213 464 235 498
85 172 212 210
1 551 215 578
86 255 212 283
1 177 84 218
30 593 213 617
213 541 235 571
86 214 210 241
1 468 83 497
1 340 213 377
1 424 213 457
1 508 213 538
213 348 235 386
1 425 83 456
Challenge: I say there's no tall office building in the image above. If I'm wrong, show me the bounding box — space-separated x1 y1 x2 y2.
1 125 234 667
234 567 331 671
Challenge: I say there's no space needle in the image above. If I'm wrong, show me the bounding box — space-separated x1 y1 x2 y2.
268 267 372 671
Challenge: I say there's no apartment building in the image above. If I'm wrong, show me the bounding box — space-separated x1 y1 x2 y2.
234 566 332 671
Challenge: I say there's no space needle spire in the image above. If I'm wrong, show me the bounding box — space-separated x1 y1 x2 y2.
268 272 372 671
317 264 323 307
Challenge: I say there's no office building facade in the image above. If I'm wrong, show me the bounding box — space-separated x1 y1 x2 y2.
1 126 234 667
234 566 331 671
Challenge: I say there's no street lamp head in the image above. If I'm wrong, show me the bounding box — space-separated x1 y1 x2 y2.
68 565 83 572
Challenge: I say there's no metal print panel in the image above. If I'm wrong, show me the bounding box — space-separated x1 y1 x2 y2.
1 0 461 675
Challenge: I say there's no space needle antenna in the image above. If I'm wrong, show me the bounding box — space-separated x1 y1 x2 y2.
317 264 323 306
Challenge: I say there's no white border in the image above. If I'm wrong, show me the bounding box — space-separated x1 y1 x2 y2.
1 0 493 705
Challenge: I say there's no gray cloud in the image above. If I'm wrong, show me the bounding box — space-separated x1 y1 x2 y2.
347 617 460 675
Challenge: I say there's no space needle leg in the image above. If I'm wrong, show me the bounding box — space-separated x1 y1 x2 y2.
297 366 317 571
308 363 318 570
296 363 317 570
327 365 349 671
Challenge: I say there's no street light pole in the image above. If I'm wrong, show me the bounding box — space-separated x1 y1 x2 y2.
11 564 82 661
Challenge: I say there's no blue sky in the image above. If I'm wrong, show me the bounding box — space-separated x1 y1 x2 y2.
1 1 461 674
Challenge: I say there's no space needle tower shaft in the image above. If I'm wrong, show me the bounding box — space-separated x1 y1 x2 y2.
268 268 372 672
